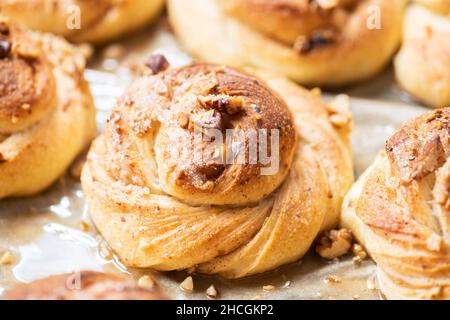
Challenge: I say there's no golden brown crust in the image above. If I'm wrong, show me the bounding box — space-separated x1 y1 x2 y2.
342 108 450 300
81 63 354 279
394 3 450 109
0 0 165 44
4 271 166 300
0 18 96 199
168 0 407 87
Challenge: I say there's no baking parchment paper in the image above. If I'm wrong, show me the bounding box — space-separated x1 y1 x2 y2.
0 19 429 300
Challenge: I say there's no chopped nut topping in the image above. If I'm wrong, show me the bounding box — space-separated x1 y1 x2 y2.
189 110 224 134
21 103 31 110
316 228 352 259
206 285 219 299
262 285 275 292
0 40 11 59
177 112 190 129
198 94 243 115
146 54 169 75
79 220 90 232
15 44 40 59
352 243 368 260
294 29 337 54
324 275 342 284
0 251 14 265
138 275 156 289
180 276 194 292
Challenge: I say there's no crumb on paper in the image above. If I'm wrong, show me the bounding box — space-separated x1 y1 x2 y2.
283 281 291 288
262 285 275 292
0 251 14 265
353 294 360 300
180 276 194 292
79 220 90 232
206 285 219 299
138 275 156 289
316 228 352 259
251 295 263 300
324 275 342 284
352 243 368 263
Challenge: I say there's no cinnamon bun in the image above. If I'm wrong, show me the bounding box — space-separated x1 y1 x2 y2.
394 2 450 108
168 0 406 87
4 271 165 300
0 0 165 44
81 61 354 279
0 18 96 199
342 108 450 300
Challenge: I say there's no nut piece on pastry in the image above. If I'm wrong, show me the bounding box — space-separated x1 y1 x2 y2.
394 2 450 109
81 61 354 279
4 271 166 300
342 108 450 300
0 18 96 199
168 0 407 87
0 0 165 44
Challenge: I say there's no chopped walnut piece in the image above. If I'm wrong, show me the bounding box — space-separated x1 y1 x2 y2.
0 251 14 265
324 275 342 284
197 94 243 115
294 29 337 54
0 40 11 59
352 243 368 260
138 275 156 290
189 110 224 135
180 276 194 292
206 285 219 299
316 228 352 259
262 285 275 292
146 54 169 75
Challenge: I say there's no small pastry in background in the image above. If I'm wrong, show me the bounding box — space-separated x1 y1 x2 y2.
168 0 407 87
342 108 450 300
0 18 96 199
4 271 166 300
394 1 450 108
81 60 354 279
0 0 165 44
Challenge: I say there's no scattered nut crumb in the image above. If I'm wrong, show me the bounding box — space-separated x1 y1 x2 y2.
324 275 341 284
79 220 90 232
138 275 156 289
353 294 360 300
262 285 275 292
283 281 291 288
0 251 14 265
206 285 219 299
251 295 263 300
352 243 368 260
180 276 194 292
316 228 352 259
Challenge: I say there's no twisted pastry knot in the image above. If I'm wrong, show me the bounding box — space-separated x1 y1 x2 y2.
394 1 450 108
168 0 406 86
5 271 165 300
0 0 164 43
342 108 450 300
82 62 354 279
0 18 95 198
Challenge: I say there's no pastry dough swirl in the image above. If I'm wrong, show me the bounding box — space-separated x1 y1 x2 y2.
168 0 406 87
342 108 450 300
0 18 96 199
81 63 354 278
0 0 165 44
